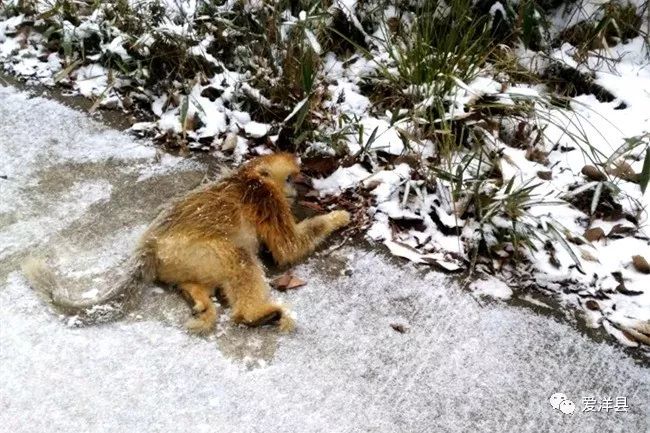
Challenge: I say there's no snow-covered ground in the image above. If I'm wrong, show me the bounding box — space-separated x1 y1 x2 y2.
2 1 650 347
1 86 649 432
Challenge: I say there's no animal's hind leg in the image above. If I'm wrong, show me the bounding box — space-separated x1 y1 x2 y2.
180 283 217 334
224 250 294 332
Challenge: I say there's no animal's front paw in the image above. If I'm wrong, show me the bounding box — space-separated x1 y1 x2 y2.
328 210 351 229
185 314 215 335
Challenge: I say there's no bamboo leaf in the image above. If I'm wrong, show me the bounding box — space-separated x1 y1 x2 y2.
547 223 584 273
640 148 650 194
590 181 603 215
53 60 81 83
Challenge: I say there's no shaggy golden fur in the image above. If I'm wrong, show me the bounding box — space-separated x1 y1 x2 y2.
23 153 350 333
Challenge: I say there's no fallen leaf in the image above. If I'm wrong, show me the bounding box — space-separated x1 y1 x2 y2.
607 224 636 238
606 160 639 183
632 255 650 274
581 165 607 181
271 272 307 291
300 156 340 177
621 327 650 346
633 321 650 336
390 323 408 333
584 227 605 242
616 283 643 296
537 170 552 180
580 248 599 262
389 216 426 232
221 132 237 151
420 255 463 272
525 147 549 165
585 300 600 311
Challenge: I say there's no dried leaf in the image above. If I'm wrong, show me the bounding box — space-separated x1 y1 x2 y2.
285 276 306 290
581 165 607 181
632 255 650 274
583 227 605 242
271 272 307 292
632 321 650 336
639 148 650 193
621 327 650 346
580 249 599 262
301 157 340 177
607 224 636 238
585 300 600 311
221 132 238 151
606 160 639 183
390 323 408 333
616 283 643 296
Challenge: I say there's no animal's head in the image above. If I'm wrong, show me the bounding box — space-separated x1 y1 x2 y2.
244 153 301 201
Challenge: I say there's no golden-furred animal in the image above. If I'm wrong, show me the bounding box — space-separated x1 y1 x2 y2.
23 152 351 333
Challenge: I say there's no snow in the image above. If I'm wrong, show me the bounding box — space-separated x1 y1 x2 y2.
347 117 405 155
0 84 202 264
102 36 131 61
243 121 270 138
470 277 514 300
312 164 370 195
74 64 109 98
2 1 650 349
3 250 650 432
1 83 650 432
315 35 650 346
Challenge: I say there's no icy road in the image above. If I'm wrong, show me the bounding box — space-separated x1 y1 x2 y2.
0 85 648 432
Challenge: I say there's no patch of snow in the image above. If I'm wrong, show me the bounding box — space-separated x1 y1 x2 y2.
243 121 270 138
312 164 370 196
346 117 405 155
470 277 513 300
102 36 130 61
74 64 109 98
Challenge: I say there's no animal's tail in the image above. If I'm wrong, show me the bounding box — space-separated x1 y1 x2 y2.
22 241 157 314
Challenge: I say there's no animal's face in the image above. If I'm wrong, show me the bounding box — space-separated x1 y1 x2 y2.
249 153 301 202
282 175 298 203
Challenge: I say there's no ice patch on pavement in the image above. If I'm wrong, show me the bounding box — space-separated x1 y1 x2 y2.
1 250 649 432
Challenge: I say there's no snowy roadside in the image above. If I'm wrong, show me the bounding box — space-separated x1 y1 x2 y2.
1 83 650 433
1 1 650 349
